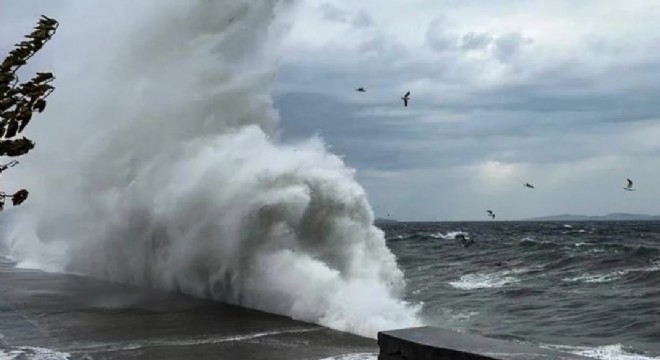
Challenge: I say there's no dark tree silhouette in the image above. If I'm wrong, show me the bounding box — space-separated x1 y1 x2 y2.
0 15 58 210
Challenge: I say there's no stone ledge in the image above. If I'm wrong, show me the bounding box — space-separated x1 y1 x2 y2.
378 326 588 360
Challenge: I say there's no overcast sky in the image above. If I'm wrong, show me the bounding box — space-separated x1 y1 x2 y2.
275 1 660 220
4 1 660 221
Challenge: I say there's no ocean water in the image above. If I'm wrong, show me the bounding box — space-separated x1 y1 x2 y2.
382 221 660 360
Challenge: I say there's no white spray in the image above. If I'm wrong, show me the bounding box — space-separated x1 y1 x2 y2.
1 0 421 337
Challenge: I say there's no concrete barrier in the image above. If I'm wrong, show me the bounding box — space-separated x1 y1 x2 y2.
378 326 588 360
0 260 377 360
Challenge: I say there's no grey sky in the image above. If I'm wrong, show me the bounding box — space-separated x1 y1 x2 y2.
4 1 660 221
274 1 660 220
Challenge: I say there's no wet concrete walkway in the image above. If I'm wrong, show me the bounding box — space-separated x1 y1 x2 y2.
0 258 376 359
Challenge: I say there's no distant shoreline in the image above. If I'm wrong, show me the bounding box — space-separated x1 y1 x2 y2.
522 213 660 222
375 213 660 223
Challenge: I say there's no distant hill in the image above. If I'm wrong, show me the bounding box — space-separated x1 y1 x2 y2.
524 213 660 221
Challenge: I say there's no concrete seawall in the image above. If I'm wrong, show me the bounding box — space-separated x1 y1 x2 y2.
378 327 588 360
0 258 376 359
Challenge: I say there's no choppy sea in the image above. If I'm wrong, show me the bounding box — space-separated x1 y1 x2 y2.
382 221 660 360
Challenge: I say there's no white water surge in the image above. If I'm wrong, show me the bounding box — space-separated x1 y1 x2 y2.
0 0 420 337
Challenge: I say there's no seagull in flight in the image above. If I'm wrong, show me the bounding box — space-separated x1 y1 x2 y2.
624 178 635 191
524 183 535 189
487 210 495 219
401 91 410 107
356 87 366 92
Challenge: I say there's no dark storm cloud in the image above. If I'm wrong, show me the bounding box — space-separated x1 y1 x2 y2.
452 59 660 124
276 13 660 206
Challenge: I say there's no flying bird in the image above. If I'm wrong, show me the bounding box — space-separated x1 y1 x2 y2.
401 91 410 107
356 87 366 92
524 183 535 189
624 178 635 191
487 210 495 219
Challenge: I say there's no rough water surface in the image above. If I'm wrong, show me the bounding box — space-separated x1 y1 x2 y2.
383 221 660 360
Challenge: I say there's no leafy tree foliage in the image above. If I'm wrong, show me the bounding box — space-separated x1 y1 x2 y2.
0 16 58 210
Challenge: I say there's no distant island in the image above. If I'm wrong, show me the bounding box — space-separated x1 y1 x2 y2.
523 213 660 222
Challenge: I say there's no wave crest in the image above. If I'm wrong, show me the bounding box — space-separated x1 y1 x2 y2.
1 0 420 337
